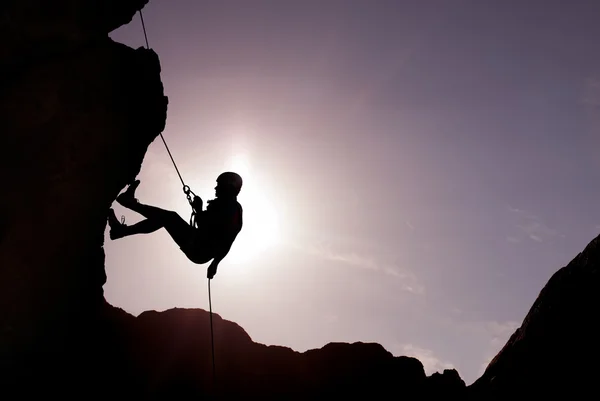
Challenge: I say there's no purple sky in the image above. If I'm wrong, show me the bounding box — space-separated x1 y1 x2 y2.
105 0 600 384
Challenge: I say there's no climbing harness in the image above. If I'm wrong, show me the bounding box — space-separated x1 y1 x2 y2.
138 9 217 388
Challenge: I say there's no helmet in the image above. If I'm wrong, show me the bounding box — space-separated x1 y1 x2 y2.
217 171 243 195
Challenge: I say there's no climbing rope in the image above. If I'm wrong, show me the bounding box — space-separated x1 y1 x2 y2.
138 8 217 389
139 10 195 199
208 279 217 385
138 8 150 50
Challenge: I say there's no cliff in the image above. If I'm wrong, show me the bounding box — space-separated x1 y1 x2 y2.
1 0 167 397
469 232 600 399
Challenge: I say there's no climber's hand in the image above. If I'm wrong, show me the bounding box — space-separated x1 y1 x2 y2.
191 196 203 211
207 262 217 280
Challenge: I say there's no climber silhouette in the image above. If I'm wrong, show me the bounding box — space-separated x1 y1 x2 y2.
107 172 243 279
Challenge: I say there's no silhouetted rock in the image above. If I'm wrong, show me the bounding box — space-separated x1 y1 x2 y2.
105 305 466 400
427 368 466 397
1 0 149 72
0 0 167 397
469 233 600 399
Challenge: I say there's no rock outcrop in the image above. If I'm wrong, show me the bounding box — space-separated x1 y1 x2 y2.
469 233 600 399
1 0 167 397
108 305 466 399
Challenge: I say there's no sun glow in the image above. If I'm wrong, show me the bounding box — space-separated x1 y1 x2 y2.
225 153 281 265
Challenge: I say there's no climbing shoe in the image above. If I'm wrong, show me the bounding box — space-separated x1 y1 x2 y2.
107 208 127 240
116 179 140 207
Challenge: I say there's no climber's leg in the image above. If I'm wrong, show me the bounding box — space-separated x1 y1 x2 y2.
115 180 174 231
111 180 211 263
116 179 141 206
109 202 193 248
107 209 162 240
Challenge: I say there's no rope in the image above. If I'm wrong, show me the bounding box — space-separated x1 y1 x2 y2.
139 8 150 50
208 279 217 387
138 11 186 187
138 9 197 209
138 8 216 390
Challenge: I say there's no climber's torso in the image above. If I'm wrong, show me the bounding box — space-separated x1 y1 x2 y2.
182 198 243 264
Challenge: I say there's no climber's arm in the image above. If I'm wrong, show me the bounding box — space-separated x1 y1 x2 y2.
191 196 203 214
206 242 232 279
205 201 242 279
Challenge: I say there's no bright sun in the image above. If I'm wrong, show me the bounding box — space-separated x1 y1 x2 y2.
225 153 280 265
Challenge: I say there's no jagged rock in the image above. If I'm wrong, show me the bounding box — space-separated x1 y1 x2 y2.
0 0 149 72
0 0 167 397
107 306 465 400
469 233 600 399
427 369 466 396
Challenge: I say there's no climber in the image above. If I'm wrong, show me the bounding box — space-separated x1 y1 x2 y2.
107 172 243 279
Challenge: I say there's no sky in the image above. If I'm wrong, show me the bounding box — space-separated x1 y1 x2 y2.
105 0 600 384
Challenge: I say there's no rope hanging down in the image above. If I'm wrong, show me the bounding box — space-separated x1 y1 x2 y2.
138 9 217 389
208 279 217 385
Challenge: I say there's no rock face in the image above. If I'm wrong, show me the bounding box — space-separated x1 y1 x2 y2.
469 233 600 399
0 0 167 397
